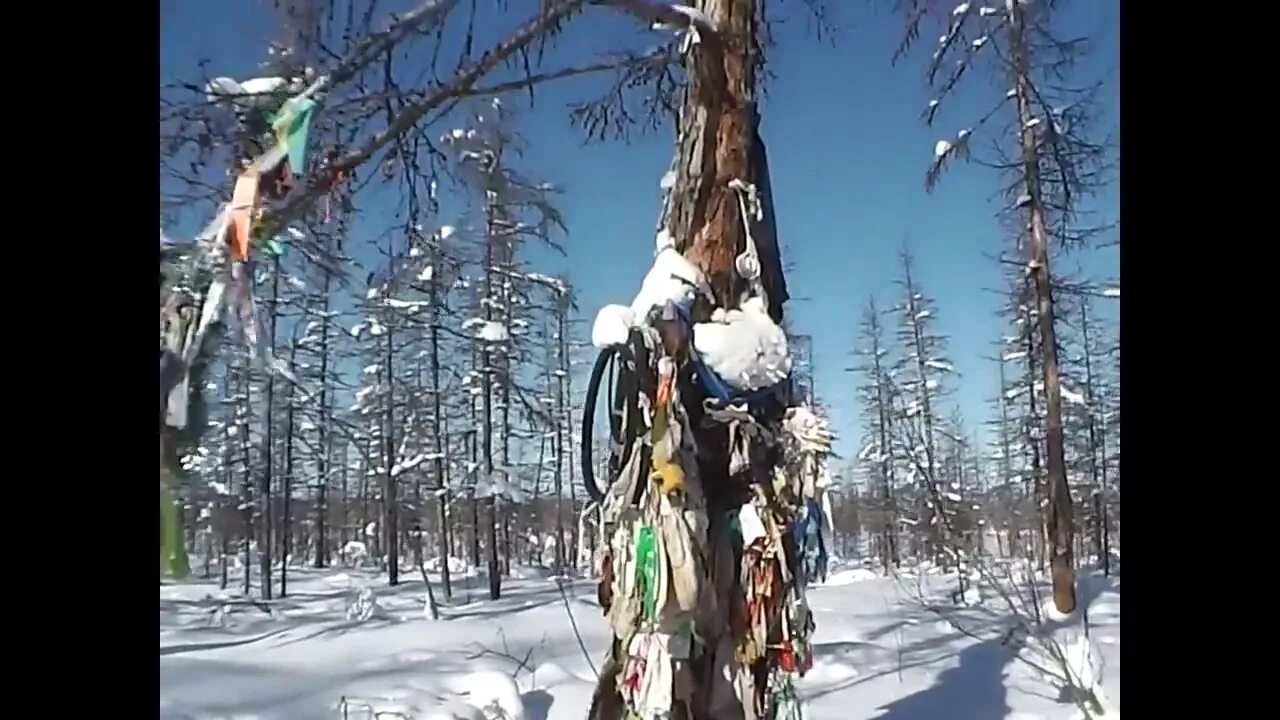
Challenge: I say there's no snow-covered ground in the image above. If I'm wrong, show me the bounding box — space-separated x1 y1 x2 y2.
160 562 1119 720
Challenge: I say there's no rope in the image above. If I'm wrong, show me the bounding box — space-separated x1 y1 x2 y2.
555 576 600 679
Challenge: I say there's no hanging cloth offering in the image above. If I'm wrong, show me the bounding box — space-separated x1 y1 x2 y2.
272 97 317 177
229 170 261 262
635 524 659 623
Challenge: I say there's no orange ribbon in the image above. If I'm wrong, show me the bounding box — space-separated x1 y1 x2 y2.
229 170 261 261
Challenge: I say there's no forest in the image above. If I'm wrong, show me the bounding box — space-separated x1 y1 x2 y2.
159 2 1119 719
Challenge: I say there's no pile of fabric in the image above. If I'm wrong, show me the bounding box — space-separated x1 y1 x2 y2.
588 166 833 720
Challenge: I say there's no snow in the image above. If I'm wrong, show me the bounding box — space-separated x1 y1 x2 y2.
525 272 568 295
476 321 510 343
162 566 1119 720
1060 386 1086 406
629 239 710 322
926 359 954 372
591 304 635 349
980 5 998 15
934 140 952 158
972 36 988 49
386 298 430 312
391 451 443 478
953 3 970 16
1102 287 1120 298
668 4 717 31
692 296 792 391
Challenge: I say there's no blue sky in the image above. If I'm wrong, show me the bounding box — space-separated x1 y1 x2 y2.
161 1 1119 464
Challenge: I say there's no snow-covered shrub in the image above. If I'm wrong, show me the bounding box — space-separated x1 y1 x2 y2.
345 587 381 622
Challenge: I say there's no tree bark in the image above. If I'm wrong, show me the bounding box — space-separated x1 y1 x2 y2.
384 315 400 586
282 339 297 597
240 366 254 596
661 3 762 719
554 296 568 574
867 300 899 569
483 192 501 600
315 257 333 569
1010 1 1075 614
260 257 281 600
430 243 452 599
663 0 758 308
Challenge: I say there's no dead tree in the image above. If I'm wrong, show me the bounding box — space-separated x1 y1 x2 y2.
893 0 1115 614
854 297 900 569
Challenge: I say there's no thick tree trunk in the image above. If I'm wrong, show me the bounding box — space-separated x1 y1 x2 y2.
661 3 762 719
663 1 758 308
1010 2 1075 614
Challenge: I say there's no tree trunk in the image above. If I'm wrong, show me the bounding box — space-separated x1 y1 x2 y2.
554 299 567 574
203 526 213 579
1020 314 1046 572
901 254 960 585
868 301 899 569
282 339 297 597
501 358 512 578
260 256 281 601
565 318 578 569
315 260 333 569
1010 1 1075 615
1098 390 1111 576
220 527 229 590
482 201 501 600
662 0 759 306
339 442 349 561
660 3 763 718
384 317 400 586
240 366 254 596
437 384 453 601
1080 301 1104 571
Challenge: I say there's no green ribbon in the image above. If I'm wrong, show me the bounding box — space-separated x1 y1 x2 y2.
271 97 316 176
264 237 287 258
159 470 190 579
635 525 658 623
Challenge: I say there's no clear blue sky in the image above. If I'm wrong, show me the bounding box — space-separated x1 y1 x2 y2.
161 1 1119 463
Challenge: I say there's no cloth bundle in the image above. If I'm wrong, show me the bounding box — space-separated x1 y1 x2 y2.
591 318 834 720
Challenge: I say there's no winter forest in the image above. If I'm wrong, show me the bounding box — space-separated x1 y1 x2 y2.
159 1 1119 720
